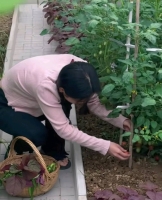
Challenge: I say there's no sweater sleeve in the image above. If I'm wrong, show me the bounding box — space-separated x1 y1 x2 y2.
36 80 110 155
87 94 127 129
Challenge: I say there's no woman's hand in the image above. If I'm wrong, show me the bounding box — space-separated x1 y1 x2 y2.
108 142 130 160
123 119 132 131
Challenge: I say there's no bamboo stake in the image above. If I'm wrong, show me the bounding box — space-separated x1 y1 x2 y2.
119 0 133 146
129 0 140 169
134 0 140 59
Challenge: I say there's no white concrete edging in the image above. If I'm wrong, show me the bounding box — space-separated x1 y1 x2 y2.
3 8 19 74
1 4 87 200
70 105 87 200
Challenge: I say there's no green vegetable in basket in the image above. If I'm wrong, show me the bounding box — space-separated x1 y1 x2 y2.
47 163 56 173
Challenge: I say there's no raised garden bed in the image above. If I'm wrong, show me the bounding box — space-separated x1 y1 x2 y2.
77 112 162 198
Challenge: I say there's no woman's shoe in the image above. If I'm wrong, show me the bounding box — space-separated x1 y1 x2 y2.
59 159 71 170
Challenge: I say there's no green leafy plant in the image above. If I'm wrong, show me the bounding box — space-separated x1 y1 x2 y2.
42 0 162 162
0 154 56 200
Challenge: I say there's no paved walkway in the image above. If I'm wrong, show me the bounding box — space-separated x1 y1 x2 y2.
0 4 76 200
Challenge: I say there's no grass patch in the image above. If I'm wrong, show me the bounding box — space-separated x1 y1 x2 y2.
0 15 12 77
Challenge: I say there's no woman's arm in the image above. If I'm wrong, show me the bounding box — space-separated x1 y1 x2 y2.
87 94 128 130
36 80 110 155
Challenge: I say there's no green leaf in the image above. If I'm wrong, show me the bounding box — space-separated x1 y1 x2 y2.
32 179 37 189
150 23 162 29
40 29 49 36
110 21 118 25
153 131 158 136
62 27 74 31
128 2 133 10
109 76 121 83
88 20 99 28
157 110 162 119
140 130 144 134
122 71 133 84
142 135 151 141
135 129 139 134
91 0 102 3
146 110 152 117
90 15 102 21
108 3 116 8
100 96 107 104
54 20 64 28
111 91 123 99
102 84 115 96
158 133 162 140
155 84 162 97
151 121 157 129
131 95 143 107
145 129 150 134
136 116 145 127
122 131 131 137
126 85 133 93
145 33 156 44
138 77 149 84
84 5 94 10
117 26 123 30
126 107 131 115
65 37 80 46
141 97 156 107
28 186 34 200
110 13 118 21
99 76 109 83
107 108 121 118
158 69 162 73
118 59 132 66
152 124 160 134
132 134 140 143
144 119 150 128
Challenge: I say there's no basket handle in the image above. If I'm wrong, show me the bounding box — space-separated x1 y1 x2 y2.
8 136 51 177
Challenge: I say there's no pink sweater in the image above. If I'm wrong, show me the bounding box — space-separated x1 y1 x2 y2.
1 54 127 155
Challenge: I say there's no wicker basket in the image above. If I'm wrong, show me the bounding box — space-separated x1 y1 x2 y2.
0 136 60 197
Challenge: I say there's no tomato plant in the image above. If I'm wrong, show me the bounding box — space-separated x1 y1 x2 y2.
42 0 162 158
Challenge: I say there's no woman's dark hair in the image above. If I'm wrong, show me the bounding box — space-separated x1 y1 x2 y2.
57 61 101 100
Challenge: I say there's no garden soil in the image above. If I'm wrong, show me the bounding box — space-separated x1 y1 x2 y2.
77 112 162 198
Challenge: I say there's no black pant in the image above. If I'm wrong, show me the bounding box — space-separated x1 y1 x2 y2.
0 88 72 160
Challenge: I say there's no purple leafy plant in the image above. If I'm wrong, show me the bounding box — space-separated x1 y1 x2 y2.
95 190 113 199
41 1 85 53
5 175 26 196
90 181 162 200
140 181 162 200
